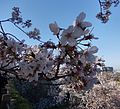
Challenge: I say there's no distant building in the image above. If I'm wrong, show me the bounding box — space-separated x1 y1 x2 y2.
102 67 114 72
115 70 120 73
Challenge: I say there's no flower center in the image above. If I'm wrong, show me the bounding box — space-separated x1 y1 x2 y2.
77 22 86 30
65 33 72 39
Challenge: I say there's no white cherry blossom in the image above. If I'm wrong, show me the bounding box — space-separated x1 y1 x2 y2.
80 47 98 64
88 46 98 54
49 22 60 35
0 8 107 105
72 12 92 39
60 25 77 46
75 12 92 28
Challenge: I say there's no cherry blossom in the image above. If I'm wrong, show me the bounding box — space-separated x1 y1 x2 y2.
0 3 119 109
60 25 77 46
97 0 119 23
73 12 91 37
49 22 60 35
75 12 92 29
0 7 109 109
27 28 40 40
88 46 98 54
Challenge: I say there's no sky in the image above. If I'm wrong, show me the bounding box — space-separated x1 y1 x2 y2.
0 0 120 70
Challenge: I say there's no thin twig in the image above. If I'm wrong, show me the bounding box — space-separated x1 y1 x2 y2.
0 22 6 35
0 19 10 23
6 33 23 43
98 0 103 13
13 23 29 36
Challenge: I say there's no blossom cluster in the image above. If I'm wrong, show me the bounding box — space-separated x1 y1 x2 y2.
96 0 119 23
0 7 105 106
84 72 120 109
10 7 40 40
48 12 105 101
56 72 120 109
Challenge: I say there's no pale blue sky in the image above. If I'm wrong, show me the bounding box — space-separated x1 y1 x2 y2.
0 0 120 69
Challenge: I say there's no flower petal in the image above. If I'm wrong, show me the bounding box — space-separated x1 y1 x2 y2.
72 27 84 38
60 36 67 46
68 38 77 46
81 21 92 28
87 54 97 63
61 25 74 36
88 46 98 54
76 12 86 23
49 22 59 35
66 25 74 33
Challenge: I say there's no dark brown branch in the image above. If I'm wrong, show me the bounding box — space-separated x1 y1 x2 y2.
0 22 6 37
55 57 61 77
37 82 65 86
0 65 19 72
1 60 13 68
43 72 73 81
